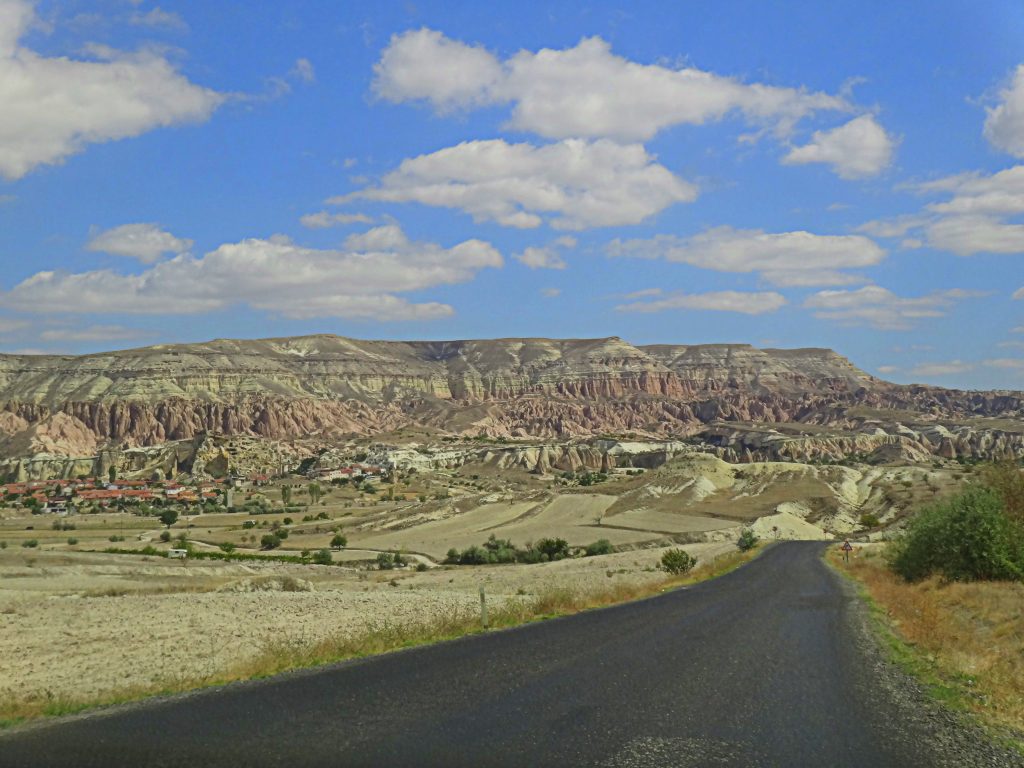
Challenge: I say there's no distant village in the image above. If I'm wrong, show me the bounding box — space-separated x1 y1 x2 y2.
1 461 384 516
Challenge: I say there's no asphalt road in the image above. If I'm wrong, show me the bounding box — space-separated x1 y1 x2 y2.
1 542 1016 767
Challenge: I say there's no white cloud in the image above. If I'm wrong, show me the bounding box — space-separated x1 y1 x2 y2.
0 318 28 333
299 211 373 229
1014 325 1024 333
925 215 1024 256
0 225 502 321
876 365 899 374
984 64 1024 158
39 325 151 342
782 115 896 179
1014 287 1024 299
516 246 566 270
129 7 188 31
291 58 315 83
0 194 14 204
996 341 1024 349
373 30 850 142
86 223 193 263
608 226 883 286
615 290 786 315
515 235 575 270
984 357 1024 369
373 28 504 111
804 285 981 330
907 360 975 378
859 165 1024 256
540 287 561 298
339 138 696 230
0 0 222 180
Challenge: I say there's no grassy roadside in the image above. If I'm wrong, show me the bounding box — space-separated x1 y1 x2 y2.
0 544 763 728
827 546 1024 752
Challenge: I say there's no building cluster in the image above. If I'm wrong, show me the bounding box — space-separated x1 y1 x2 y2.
1 476 227 515
310 464 384 482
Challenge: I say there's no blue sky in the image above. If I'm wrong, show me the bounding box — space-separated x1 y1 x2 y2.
1 1 1023 389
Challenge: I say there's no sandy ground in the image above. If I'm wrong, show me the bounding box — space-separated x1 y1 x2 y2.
0 541 734 705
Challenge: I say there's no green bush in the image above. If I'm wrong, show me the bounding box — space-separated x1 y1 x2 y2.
22 539 38 548
159 530 171 542
312 548 333 566
218 542 236 553
584 539 614 557
888 485 1024 582
737 528 759 552
67 537 78 545
330 533 347 549
859 513 881 528
376 551 395 570
661 548 695 575
261 534 282 550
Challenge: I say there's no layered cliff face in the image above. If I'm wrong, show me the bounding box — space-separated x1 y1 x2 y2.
0 334 1021 468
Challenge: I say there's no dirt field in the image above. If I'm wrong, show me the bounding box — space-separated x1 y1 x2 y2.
0 541 735 707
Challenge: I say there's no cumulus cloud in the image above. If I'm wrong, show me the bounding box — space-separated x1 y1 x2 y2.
515 236 575 270
608 226 883 286
782 115 896 179
373 30 849 142
804 285 982 330
1 225 502 321
86 223 193 264
339 138 696 230
860 165 1024 256
984 64 1024 158
299 211 373 229
0 0 222 180
924 215 1024 256
615 290 786 315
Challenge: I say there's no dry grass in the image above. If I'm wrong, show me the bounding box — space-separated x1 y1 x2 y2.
833 547 1024 736
0 544 763 727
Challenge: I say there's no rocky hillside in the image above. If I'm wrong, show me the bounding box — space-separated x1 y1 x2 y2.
0 335 1021 469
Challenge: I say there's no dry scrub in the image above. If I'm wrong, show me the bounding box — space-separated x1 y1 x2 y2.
834 547 1024 737
0 546 761 726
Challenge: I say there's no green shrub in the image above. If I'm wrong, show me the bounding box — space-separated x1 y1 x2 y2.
67 537 78 545
737 528 759 552
330 533 347 549
888 485 1024 582
376 551 395 570
312 548 333 566
22 539 38 548
159 530 171 542
859 513 881 528
584 539 614 557
661 548 695 575
218 542 236 553
261 534 282 550
416 562 428 572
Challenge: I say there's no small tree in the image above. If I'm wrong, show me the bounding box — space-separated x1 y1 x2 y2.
737 528 759 552
661 548 695 574
308 483 322 506
330 533 347 550
281 485 292 506
108 466 117 484
376 551 395 570
159 509 179 529
261 533 282 550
